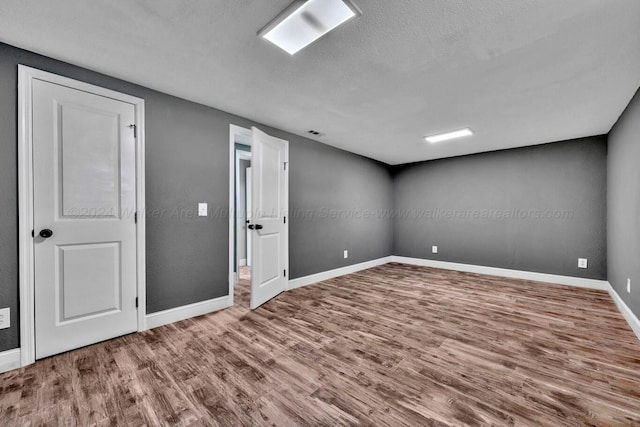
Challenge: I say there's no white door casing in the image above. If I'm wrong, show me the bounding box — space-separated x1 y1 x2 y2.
18 65 146 364
250 127 289 309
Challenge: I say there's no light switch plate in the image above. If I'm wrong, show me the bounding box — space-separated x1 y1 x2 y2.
344 250 348 259
578 258 588 269
198 203 208 217
0 308 10 330
432 246 438 254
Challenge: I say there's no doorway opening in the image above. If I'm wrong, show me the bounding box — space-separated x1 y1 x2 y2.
235 144 252 307
228 124 289 310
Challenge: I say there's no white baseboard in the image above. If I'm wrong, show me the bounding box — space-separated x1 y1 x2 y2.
288 256 393 290
146 295 232 330
391 256 609 290
0 348 21 374
286 255 609 292
239 259 247 267
607 283 640 342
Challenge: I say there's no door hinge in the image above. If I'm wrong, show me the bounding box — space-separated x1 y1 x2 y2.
129 124 137 138
284 269 287 277
135 297 139 308
134 212 138 224
284 162 288 171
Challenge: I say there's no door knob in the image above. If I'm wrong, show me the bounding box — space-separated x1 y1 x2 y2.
255 224 263 230
39 229 53 238
248 224 263 230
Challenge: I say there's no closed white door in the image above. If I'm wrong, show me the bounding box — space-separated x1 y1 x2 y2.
32 78 138 359
250 127 288 309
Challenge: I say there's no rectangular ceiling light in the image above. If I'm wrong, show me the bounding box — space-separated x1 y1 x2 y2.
258 0 361 55
425 128 474 143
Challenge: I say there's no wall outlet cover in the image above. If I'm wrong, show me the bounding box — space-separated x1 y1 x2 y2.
578 258 588 269
628 278 631 294
198 203 208 217
432 246 438 254
343 250 348 259
0 307 10 330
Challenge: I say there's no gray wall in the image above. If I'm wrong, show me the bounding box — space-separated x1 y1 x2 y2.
287 137 394 278
393 137 607 279
0 42 393 352
608 88 640 319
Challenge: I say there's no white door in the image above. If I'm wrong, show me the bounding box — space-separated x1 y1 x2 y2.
250 127 288 309
246 166 252 267
32 78 138 359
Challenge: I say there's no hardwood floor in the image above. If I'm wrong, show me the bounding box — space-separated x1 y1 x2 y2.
1 263 640 426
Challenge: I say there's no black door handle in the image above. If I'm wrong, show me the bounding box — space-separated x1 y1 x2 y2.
39 229 53 238
248 224 255 230
255 224 263 230
248 224 263 230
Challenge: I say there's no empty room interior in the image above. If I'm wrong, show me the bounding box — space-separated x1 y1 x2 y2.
1 1 640 426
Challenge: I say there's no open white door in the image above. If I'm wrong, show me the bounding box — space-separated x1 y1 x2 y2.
249 127 288 309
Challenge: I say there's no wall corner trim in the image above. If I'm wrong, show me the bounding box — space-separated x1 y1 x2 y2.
287 256 393 290
391 256 609 290
145 295 232 330
607 282 640 342
0 348 22 374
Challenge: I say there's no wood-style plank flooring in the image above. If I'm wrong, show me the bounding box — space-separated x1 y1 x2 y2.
1 263 640 426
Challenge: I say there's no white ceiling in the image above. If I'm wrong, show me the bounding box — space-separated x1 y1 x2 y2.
1 0 639 164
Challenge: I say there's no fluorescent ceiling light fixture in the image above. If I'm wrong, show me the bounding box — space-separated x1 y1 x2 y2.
258 0 361 55
425 128 474 143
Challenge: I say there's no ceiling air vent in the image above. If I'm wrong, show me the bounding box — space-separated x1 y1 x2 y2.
308 130 325 137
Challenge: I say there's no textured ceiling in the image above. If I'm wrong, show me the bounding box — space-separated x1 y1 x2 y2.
0 0 639 164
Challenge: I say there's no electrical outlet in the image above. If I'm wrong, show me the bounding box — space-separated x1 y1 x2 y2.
0 308 10 330
578 258 588 269
198 203 208 217
344 250 348 259
432 246 438 254
628 278 631 294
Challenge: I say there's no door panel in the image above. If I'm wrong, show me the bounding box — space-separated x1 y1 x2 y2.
33 78 138 359
258 234 280 285
58 103 121 218
57 242 121 322
250 127 288 309
258 142 281 217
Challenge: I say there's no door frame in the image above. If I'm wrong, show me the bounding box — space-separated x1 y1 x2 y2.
17 65 146 367
228 124 289 305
